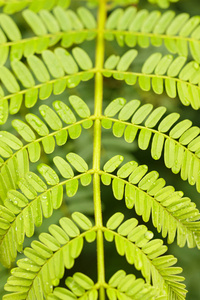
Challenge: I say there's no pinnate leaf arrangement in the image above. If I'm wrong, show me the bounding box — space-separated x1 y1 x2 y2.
0 0 200 299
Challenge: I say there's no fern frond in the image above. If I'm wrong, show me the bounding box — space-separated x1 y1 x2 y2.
0 97 93 168
3 213 95 299
102 99 200 191
105 8 200 61
0 154 91 267
104 213 187 300
0 7 97 67
107 270 162 300
0 48 95 124
47 273 97 299
103 52 200 109
101 157 200 248
0 0 70 14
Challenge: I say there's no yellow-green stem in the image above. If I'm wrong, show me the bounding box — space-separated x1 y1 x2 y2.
93 0 107 299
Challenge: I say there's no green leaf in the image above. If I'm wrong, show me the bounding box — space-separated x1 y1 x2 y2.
25 114 49 136
53 6 72 31
39 9 60 33
169 119 192 139
72 47 93 70
106 212 124 230
53 101 76 124
7 190 28 208
0 131 23 150
104 155 124 173
42 50 64 78
112 178 125 200
73 273 94 290
42 136 55 154
69 95 90 118
117 6 137 30
129 165 148 184
104 98 126 117
39 232 60 251
39 104 63 130
59 217 80 237
131 104 153 124
27 55 50 82
54 48 78 74
72 212 93 230
104 55 120 70
53 156 74 178
80 173 92 186
11 61 35 88
179 126 200 145
37 163 59 185
0 66 20 93
145 107 166 128
66 153 88 172
0 14 21 41
166 13 189 35
66 10 83 30
106 8 123 29
117 49 138 71
142 53 162 74
25 172 47 193
155 54 173 75
12 120 36 142
49 224 69 244
77 7 97 29
158 113 180 132
118 100 140 121
66 179 79 197
23 9 47 35
167 56 187 77
117 161 138 178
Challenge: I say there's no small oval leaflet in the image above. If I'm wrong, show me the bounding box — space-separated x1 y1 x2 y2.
49 224 69 244
0 13 22 41
39 104 63 131
117 161 138 178
104 55 120 70
104 98 126 117
7 190 28 208
72 212 93 230
77 7 97 29
66 153 88 173
37 163 59 185
11 60 35 88
106 212 124 230
12 119 36 142
25 113 49 136
53 101 76 124
103 155 124 173
73 272 94 290
59 217 80 237
0 131 23 150
42 50 65 78
118 99 140 121
53 156 74 179
117 49 138 72
54 47 79 75
0 66 20 93
23 9 47 36
69 95 90 118
25 172 47 193
66 178 79 197
72 47 93 71
142 52 162 74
